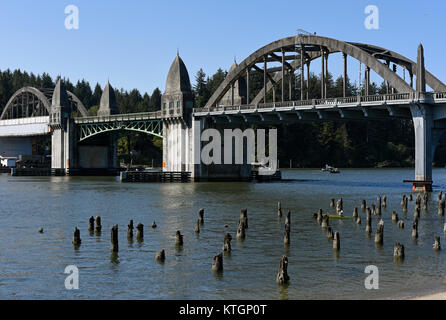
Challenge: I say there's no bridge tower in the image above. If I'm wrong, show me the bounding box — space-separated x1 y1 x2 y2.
161 54 195 173
410 44 442 191
220 60 247 106
50 78 74 171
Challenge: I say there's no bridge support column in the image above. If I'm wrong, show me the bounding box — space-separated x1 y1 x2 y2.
51 119 75 171
411 103 434 191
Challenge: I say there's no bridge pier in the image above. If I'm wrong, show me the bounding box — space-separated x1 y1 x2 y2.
411 103 433 191
50 79 74 172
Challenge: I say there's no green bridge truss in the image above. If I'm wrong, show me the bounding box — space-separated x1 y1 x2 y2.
74 112 163 142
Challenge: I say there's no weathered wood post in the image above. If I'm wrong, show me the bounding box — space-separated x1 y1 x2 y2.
356 215 362 225
376 196 382 215
321 214 329 229
95 216 102 233
110 225 119 252
285 210 291 226
152 221 157 228
433 236 441 250
412 219 419 239
439 198 445 216
316 209 323 224
401 195 407 212
212 253 223 272
408 194 413 201
422 193 428 210
375 219 384 245
276 255 290 285
175 230 184 246
236 223 246 240
223 233 232 252
239 208 248 229
366 209 372 234
330 198 335 208
198 208 205 225
398 220 405 229
394 241 405 260
136 223 144 241
278 201 282 217
72 227 81 246
392 211 399 222
336 198 343 214
127 219 134 239
194 220 200 234
361 199 366 211
414 204 421 220
88 216 94 232
284 223 290 246
333 231 340 250
326 226 334 240
155 249 165 262
371 204 376 216
382 195 387 208
353 207 358 220
438 191 443 203
444 222 446 233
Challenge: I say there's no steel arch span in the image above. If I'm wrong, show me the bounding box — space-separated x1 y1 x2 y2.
205 35 446 107
0 86 89 120
77 119 163 142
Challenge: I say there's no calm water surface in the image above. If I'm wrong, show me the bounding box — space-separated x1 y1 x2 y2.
1 168 446 299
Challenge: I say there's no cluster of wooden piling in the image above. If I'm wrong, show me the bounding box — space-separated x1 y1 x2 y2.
314 191 445 263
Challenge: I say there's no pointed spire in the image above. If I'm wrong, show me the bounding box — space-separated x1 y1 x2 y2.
164 55 192 95
52 78 69 109
416 43 426 92
98 82 119 116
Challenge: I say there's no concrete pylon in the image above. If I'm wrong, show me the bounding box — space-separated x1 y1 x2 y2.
411 43 433 191
50 78 74 170
220 60 247 106
162 55 194 173
98 82 119 116
416 44 426 93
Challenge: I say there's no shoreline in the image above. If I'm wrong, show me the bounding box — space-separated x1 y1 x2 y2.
409 290 446 300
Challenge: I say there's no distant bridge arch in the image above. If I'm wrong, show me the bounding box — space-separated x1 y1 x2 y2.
0 86 89 120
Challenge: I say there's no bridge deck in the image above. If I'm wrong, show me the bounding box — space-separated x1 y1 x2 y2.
0 116 50 136
193 92 446 121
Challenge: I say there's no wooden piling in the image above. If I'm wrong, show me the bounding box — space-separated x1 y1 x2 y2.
276 255 290 285
136 223 144 241
212 253 223 272
110 225 119 252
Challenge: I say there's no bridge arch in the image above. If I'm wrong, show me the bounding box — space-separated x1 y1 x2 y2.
1 86 89 120
77 119 163 142
205 35 446 107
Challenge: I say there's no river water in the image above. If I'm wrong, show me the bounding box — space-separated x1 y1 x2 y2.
1 168 446 300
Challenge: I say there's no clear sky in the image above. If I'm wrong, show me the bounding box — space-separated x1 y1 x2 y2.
0 0 444 94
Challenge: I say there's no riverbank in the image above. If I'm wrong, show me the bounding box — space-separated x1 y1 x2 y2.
411 291 446 300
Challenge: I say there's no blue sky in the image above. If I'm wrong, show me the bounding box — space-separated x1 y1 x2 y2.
0 0 444 94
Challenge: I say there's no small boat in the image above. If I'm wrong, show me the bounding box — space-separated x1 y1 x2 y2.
322 164 340 173
329 167 340 174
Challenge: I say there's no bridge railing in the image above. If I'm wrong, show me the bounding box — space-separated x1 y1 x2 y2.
74 111 162 123
193 91 446 114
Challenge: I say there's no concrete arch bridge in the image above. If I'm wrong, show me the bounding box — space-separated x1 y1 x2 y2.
0 35 445 189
